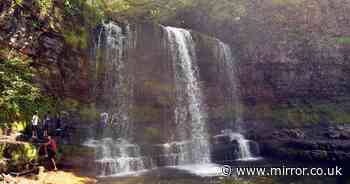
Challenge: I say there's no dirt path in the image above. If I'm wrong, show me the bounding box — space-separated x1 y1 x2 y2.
2 170 97 184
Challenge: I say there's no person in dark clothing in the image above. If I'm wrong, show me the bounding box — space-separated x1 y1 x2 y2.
55 114 61 130
96 113 108 138
44 136 58 171
55 114 64 137
43 112 51 137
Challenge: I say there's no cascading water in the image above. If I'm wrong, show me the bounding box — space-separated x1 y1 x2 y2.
84 138 146 176
227 132 257 161
163 26 211 165
217 41 260 161
85 22 147 177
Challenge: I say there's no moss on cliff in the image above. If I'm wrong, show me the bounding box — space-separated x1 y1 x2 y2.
241 97 350 127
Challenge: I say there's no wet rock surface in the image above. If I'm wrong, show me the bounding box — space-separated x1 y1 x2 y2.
257 125 350 163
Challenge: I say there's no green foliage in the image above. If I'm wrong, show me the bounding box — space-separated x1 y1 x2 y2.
79 104 99 122
16 144 38 162
63 0 104 26
8 121 27 133
270 0 304 6
58 99 99 123
0 144 5 160
270 105 321 126
61 0 104 49
196 0 248 22
36 0 53 16
335 36 350 44
63 28 89 49
13 0 23 6
4 143 38 171
62 0 196 22
63 0 80 16
317 102 350 124
61 98 80 112
0 57 57 127
252 98 350 127
30 19 41 29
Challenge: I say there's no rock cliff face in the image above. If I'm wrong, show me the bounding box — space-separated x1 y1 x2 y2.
0 0 90 102
256 125 350 164
169 0 350 104
2 0 350 165
239 62 350 103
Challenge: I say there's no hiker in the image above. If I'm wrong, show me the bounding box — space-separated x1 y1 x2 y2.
55 114 61 130
100 112 109 127
55 114 65 138
43 112 51 137
31 111 39 138
44 136 58 171
96 113 108 137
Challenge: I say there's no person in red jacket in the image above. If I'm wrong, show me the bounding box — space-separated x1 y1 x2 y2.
44 136 58 171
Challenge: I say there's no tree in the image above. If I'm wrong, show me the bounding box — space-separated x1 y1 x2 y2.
0 57 55 126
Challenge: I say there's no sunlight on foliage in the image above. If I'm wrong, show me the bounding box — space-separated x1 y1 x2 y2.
0 57 56 126
13 0 23 6
37 0 54 16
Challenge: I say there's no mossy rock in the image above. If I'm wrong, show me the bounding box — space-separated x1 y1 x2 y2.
58 144 95 170
144 127 161 143
0 158 7 173
1 142 38 172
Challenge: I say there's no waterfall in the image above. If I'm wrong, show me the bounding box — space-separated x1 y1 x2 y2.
85 21 260 177
84 138 147 176
217 41 242 130
228 132 255 161
163 26 211 165
217 41 260 161
86 22 147 177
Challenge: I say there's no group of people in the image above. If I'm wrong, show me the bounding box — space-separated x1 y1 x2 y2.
31 111 59 171
31 111 62 138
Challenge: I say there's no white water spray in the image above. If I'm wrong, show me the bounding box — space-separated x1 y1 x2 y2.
164 26 211 165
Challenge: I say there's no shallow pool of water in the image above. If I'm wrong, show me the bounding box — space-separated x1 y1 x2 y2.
97 159 349 184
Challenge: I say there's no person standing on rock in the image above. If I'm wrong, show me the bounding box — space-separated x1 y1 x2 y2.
54 114 63 137
31 111 39 138
43 112 51 137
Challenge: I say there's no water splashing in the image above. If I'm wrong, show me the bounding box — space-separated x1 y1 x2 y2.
84 138 148 177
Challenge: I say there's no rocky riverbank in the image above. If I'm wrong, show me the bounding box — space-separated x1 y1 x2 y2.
254 125 350 163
